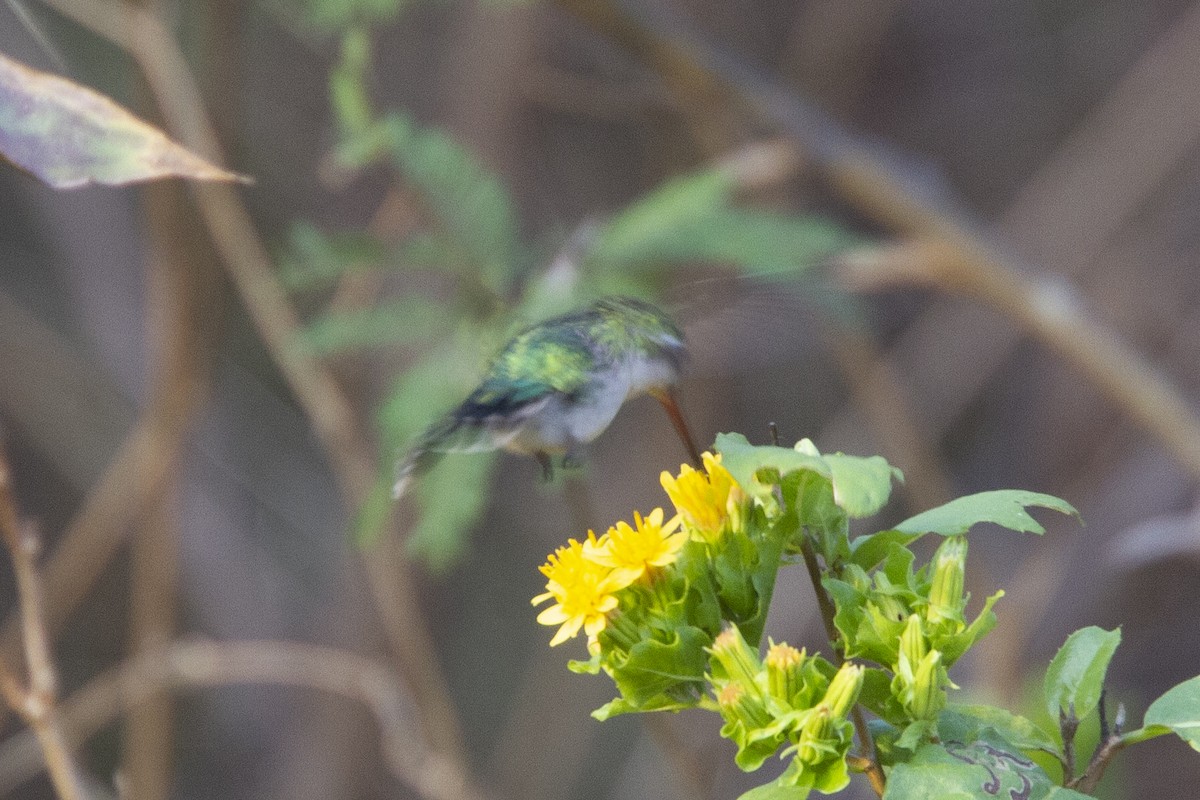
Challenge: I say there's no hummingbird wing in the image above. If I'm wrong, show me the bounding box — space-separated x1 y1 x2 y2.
393 321 601 498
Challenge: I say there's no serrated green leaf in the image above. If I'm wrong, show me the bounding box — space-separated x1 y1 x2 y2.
608 626 710 707
1044 626 1121 723
591 692 694 720
895 490 1080 538
1143 675 1200 751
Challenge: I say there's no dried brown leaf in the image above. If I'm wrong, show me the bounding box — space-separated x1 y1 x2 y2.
0 51 249 188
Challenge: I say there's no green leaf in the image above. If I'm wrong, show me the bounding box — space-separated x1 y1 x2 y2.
1143 675 1200 751
607 626 711 707
883 728 1061 800
823 453 902 519
848 529 920 571
405 452 496 570
586 169 734 268
737 782 811 800
585 159 854 280
1044 626 1121 723
0 52 248 188
298 297 453 355
895 490 1080 538
714 434 898 522
375 112 522 294
351 473 397 548
279 223 391 290
591 692 694 720
945 704 1060 754
715 433 829 500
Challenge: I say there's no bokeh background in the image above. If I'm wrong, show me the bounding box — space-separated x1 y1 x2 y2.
2 0 1200 798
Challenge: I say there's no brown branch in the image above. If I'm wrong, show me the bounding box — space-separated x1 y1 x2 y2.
1068 734 1127 795
35 0 473 779
798 537 885 797
557 0 1200 491
0 452 88 800
839 240 1200 482
0 639 487 800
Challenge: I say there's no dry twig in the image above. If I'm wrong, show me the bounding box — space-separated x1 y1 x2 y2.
0 638 487 800
0 450 88 800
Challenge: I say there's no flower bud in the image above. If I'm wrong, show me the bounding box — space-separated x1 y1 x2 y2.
716 681 772 729
871 593 910 625
765 641 806 705
926 536 967 625
710 626 764 689
909 649 946 720
822 662 865 721
794 706 835 765
898 614 927 673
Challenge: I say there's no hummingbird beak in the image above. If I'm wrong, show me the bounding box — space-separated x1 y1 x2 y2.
650 387 703 468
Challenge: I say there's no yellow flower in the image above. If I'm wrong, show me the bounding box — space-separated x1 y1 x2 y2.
584 508 685 587
532 537 621 646
660 451 741 540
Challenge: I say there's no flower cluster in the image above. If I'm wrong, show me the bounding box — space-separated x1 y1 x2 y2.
531 451 795 724
709 626 865 794
824 534 1002 746
531 433 1070 798
532 453 740 652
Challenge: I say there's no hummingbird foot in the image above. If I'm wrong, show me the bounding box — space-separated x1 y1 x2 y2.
535 451 555 482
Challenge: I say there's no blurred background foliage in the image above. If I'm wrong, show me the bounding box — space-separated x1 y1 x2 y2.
2 0 1200 798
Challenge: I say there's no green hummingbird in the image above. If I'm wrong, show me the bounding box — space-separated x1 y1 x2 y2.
393 296 703 500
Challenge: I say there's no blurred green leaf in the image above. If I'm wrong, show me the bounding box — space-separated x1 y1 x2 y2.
279 222 391 290
587 166 853 278
0 52 247 188
298 296 453 355
374 112 523 294
406 451 496 569
286 0 413 32
1044 626 1121 724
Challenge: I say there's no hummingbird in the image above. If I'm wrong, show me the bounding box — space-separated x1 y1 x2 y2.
392 296 703 500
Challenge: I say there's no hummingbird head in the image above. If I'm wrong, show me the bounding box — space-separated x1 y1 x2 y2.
589 296 687 371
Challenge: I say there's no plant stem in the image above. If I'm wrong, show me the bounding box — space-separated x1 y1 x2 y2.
798 535 885 797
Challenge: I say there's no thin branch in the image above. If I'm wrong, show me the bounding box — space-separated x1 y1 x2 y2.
0 452 88 800
839 239 1200 482
0 639 487 800
556 0 1200 489
798 537 885 797
1069 734 1127 795
34 0 472 778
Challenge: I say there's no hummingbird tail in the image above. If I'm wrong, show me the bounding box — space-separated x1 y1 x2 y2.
392 411 508 500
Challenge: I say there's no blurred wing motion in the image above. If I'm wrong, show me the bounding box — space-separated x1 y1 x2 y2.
393 297 700 500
